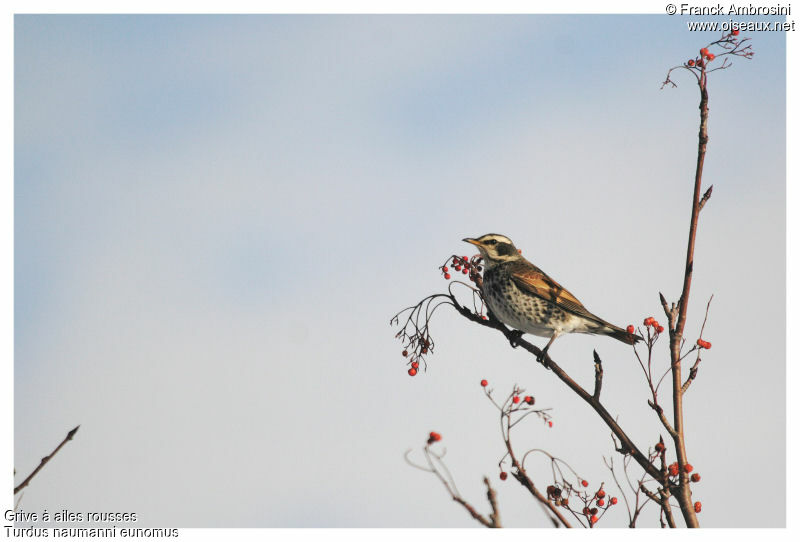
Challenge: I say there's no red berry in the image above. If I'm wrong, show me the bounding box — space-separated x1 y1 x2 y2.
610 497 618 505
707 53 715 61
429 431 441 441
499 471 508 481
656 325 665 333
694 501 702 513
590 515 598 524
597 499 605 507
480 379 488 387
732 29 740 36
700 47 709 57
597 489 606 499
408 368 417 376
668 463 679 476
684 463 693 473
548 421 553 427
411 361 419 369
444 273 451 280
691 473 701 482
524 396 535 405
581 480 589 488
582 507 590 515
462 268 468 274
688 59 695 66
442 266 448 273
655 442 665 452
626 325 635 334
643 317 654 326
454 265 461 272
512 396 520 404
705 341 712 349
696 339 705 348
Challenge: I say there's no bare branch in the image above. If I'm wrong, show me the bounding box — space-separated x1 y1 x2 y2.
484 477 502 528
592 350 603 401
15 425 80 495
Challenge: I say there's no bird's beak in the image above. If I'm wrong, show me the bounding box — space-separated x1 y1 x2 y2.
463 238 481 247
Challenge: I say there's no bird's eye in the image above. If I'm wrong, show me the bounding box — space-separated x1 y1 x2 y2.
485 239 497 245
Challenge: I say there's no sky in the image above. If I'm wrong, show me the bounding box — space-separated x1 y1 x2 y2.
9 9 788 530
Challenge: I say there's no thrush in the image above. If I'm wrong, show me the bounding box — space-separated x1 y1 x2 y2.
463 234 640 360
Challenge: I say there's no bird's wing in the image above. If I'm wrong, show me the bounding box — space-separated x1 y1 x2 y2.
509 261 604 324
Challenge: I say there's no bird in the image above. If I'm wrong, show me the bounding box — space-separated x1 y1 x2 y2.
463 233 640 360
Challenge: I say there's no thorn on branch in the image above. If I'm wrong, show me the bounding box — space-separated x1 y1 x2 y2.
699 185 713 211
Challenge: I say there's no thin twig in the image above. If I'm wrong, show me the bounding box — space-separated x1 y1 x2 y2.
592 350 603 401
14 425 80 495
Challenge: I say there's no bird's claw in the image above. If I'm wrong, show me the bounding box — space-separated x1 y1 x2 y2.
536 347 552 369
509 330 524 348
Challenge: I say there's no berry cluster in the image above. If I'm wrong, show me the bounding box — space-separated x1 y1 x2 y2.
545 484 568 506
510 394 536 405
441 254 484 289
579 484 618 526
642 316 665 334
667 461 699 479
687 47 714 68
482 381 551 428
683 29 750 71
696 338 712 349
402 337 432 377
541 480 618 527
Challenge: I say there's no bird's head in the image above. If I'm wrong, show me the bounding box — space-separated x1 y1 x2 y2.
463 234 522 268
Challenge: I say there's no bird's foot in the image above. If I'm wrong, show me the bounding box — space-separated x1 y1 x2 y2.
508 330 524 348
536 346 551 368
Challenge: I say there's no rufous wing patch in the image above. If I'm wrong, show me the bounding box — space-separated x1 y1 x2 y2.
509 263 604 324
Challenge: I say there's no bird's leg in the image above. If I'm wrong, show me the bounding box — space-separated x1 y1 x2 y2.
508 329 525 348
537 332 560 367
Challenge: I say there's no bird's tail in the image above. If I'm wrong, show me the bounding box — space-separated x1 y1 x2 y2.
602 324 642 345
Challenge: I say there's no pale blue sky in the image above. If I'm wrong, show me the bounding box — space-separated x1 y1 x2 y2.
13 14 785 527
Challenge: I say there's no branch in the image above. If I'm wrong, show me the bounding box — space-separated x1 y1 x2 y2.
648 399 677 437
484 477 502 528
406 446 501 528
682 295 713 393
592 350 603 401
450 301 660 481
14 425 80 495
511 470 571 528
452 494 500 528
639 482 676 528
